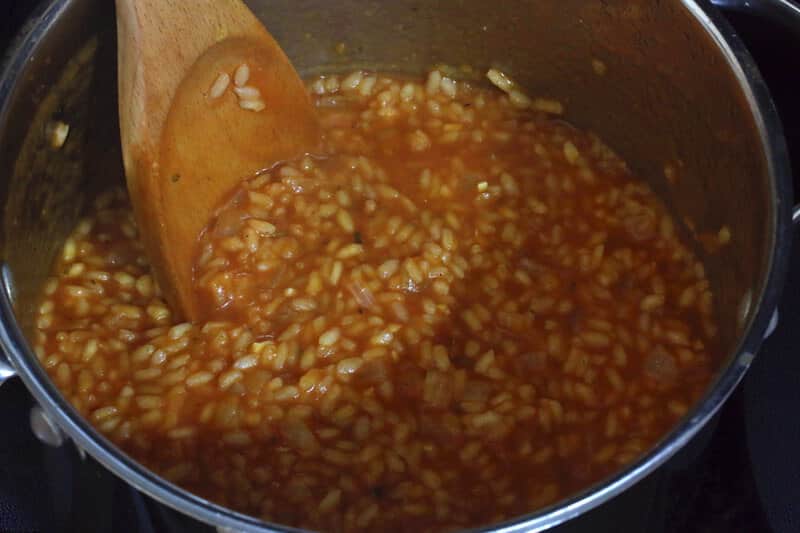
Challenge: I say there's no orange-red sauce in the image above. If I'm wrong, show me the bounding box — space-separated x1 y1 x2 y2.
36 70 717 532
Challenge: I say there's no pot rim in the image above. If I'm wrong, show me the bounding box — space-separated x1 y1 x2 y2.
0 0 792 531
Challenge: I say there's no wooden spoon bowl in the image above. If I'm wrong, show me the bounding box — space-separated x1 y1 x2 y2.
116 0 319 321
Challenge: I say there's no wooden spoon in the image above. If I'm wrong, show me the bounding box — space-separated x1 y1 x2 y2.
116 0 319 321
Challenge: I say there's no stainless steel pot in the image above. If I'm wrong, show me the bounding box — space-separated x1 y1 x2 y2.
0 0 797 531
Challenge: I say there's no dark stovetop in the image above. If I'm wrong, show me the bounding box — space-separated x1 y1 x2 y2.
1 2 799 533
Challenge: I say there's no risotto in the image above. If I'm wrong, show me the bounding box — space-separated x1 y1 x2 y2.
33 68 717 532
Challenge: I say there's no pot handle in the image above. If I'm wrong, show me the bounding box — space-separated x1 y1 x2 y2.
0 352 15 385
711 0 800 34
0 264 64 447
0 264 17 385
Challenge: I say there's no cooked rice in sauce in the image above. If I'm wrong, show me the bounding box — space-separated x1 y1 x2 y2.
34 69 717 532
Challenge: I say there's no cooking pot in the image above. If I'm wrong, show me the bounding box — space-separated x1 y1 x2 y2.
0 0 797 531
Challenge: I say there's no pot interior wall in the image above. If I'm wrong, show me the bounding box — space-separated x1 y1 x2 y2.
1 0 771 387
